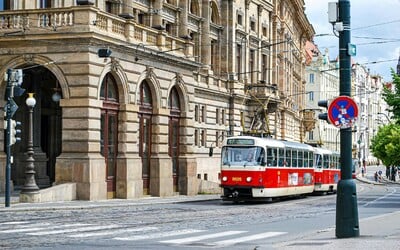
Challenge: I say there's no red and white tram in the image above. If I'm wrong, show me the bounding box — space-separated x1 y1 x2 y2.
313 147 341 194
220 136 316 201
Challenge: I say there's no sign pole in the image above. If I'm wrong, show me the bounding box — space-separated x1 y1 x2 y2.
336 0 360 238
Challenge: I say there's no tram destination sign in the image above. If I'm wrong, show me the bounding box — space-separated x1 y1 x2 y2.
327 96 358 129
226 138 255 145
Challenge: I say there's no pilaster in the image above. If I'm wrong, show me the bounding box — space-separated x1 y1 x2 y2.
55 98 107 200
149 107 173 197
115 104 143 198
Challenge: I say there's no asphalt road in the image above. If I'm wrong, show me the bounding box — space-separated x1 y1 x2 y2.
0 179 399 249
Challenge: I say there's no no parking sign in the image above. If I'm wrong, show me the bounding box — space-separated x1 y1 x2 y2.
327 96 358 129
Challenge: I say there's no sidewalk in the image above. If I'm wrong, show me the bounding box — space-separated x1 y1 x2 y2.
279 211 400 249
0 192 221 211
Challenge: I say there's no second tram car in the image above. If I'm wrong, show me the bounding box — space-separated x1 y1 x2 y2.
313 148 340 194
219 136 341 202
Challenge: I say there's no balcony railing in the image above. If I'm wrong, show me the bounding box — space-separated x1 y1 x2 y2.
0 6 194 58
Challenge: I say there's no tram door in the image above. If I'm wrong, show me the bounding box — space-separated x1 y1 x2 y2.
100 73 119 198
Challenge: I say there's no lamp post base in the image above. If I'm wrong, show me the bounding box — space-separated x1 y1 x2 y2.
19 191 40 203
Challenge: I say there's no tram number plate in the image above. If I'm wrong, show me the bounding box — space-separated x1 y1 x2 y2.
232 177 242 181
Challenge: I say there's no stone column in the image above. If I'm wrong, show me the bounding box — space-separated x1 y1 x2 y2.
55 99 107 200
120 0 135 19
151 0 164 30
178 0 189 38
116 104 143 199
200 0 211 66
149 107 173 197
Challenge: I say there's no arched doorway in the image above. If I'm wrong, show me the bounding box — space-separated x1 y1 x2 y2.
100 73 119 199
10 65 62 188
138 80 153 195
168 87 181 192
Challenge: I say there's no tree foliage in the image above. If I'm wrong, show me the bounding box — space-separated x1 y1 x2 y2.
370 69 400 166
370 124 400 167
382 69 400 123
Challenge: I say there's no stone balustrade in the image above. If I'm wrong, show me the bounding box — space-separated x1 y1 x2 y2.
0 6 194 59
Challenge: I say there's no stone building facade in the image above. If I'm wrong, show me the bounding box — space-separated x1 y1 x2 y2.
0 0 314 200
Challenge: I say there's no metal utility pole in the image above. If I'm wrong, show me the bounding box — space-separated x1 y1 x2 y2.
4 69 13 207
336 0 360 238
4 68 24 207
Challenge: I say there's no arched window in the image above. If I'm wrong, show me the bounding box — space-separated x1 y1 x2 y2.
168 87 181 192
210 1 219 24
139 81 152 108
100 73 119 198
169 87 180 112
190 0 200 15
100 74 118 102
139 80 153 195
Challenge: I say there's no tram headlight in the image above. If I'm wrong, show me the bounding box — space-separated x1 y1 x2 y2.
246 177 252 182
222 176 228 182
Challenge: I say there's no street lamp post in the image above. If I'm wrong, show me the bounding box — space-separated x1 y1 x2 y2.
20 93 39 194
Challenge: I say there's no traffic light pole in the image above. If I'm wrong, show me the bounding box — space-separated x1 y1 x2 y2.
4 69 13 207
336 0 360 238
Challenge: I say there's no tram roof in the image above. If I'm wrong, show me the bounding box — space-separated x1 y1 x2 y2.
224 136 285 147
281 140 314 151
313 147 332 154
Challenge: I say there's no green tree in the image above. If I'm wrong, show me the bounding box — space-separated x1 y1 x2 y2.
382 69 400 123
370 69 400 167
370 123 400 167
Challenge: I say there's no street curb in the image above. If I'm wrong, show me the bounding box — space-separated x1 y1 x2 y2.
0 195 222 212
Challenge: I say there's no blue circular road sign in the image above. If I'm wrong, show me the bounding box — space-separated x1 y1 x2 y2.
328 96 358 128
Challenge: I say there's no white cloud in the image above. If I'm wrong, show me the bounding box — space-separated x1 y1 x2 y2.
305 0 400 81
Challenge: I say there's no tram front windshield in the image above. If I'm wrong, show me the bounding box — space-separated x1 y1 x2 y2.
221 146 265 166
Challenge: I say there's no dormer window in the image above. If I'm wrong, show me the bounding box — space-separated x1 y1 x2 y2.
262 24 268 37
250 20 256 31
250 17 256 31
237 14 243 26
237 9 244 26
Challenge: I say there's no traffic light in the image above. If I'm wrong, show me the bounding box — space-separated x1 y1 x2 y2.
5 69 25 100
9 119 21 145
12 69 25 97
318 100 330 123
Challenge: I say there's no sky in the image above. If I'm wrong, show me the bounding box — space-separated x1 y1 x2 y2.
304 0 400 82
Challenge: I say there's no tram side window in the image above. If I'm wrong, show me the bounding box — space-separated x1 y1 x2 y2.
316 154 322 168
222 147 230 165
278 148 285 167
335 155 340 169
323 155 329 169
298 151 304 168
285 149 291 167
292 150 298 168
309 153 314 168
302 151 307 167
266 148 277 166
